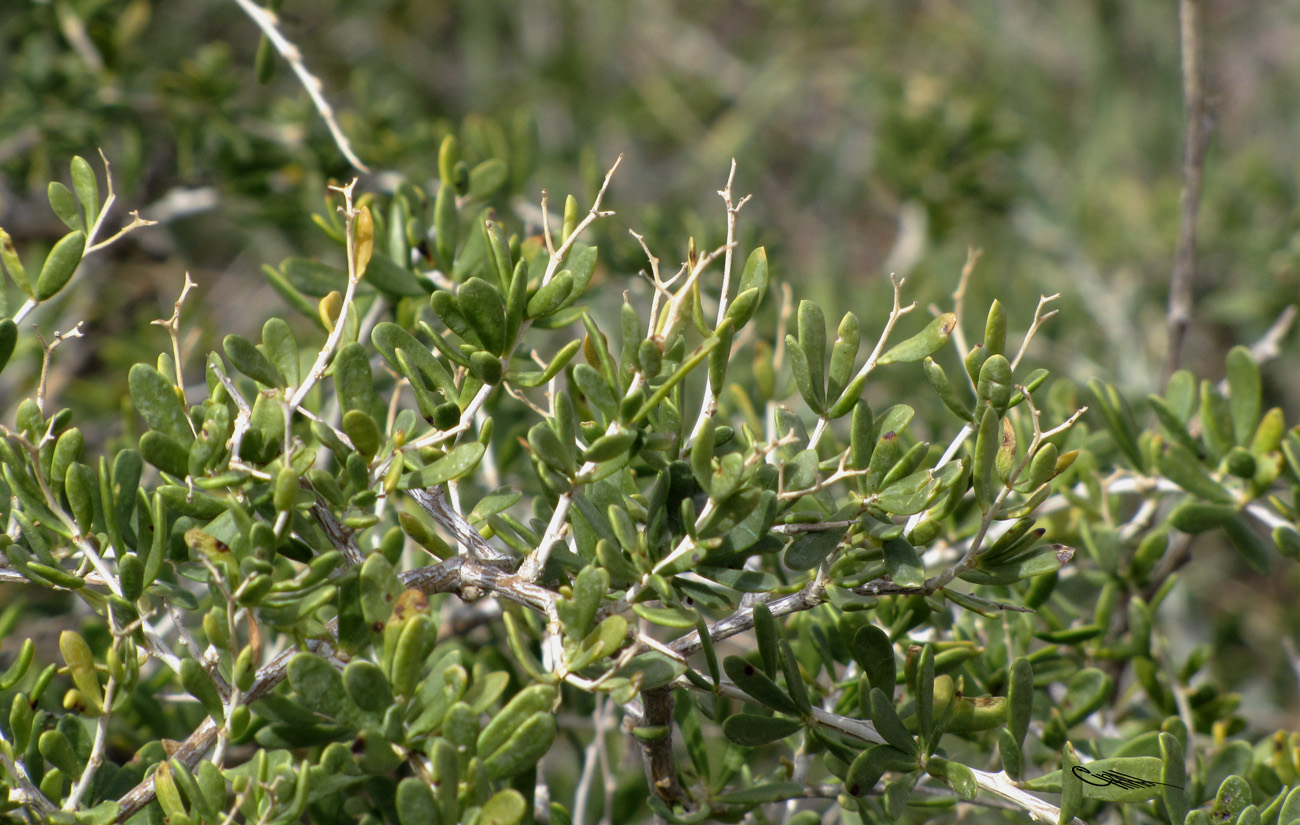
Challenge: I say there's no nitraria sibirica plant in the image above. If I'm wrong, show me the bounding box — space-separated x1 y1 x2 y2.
2 5 1300 825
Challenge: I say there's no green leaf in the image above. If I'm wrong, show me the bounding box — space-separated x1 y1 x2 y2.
181 658 224 721
960 543 1074 585
288 652 353 720
784 524 848 571
468 158 509 199
459 277 507 354
927 756 978 800
1025 756 1181 803
738 246 769 302
400 442 487 488
1200 380 1234 462
34 229 86 301
878 313 957 365
785 335 824 414
372 322 456 398
795 302 827 401
871 688 918 755
1223 515 1272 574
478 683 556 761
527 271 575 318
983 300 1007 355
508 338 582 387
482 711 557 780
555 243 598 310
1159 731 1190 825
1168 499 1237 534
915 645 935 746
65 462 96 533
1148 396 1202 456
341 410 381 459
1156 442 1236 505
976 353 1013 418
1225 345 1261 447
1088 379 1145 470
723 655 801 715
1061 667 1111 727
49 181 84 231
129 363 192 444
1008 657 1033 748
851 625 896 693
0 639 34 691
469 350 504 385
224 334 284 387
722 714 803 746
561 566 607 638
716 782 807 805
60 630 103 715
847 744 917 797
724 286 762 330
39 728 81 775
780 634 812 715
1060 744 1083 825
397 777 441 825
923 357 973 421
479 788 526 825
433 183 458 269
343 660 393 716
630 333 723 423
70 156 100 229
883 772 922 819
972 405 1000 511
1022 442 1060 491
827 311 861 403
574 363 618 420
583 429 637 464
882 537 925 586
360 553 404 629
281 257 348 296
752 603 780 678
0 319 16 375
333 341 378 416
1000 729 1023 780
360 247 422 297
1274 786 1300 825
261 318 299 387
1 229 33 297
631 603 697 629
1273 524 1300 561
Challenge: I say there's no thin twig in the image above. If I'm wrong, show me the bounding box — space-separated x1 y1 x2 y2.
1011 294 1060 371
949 247 982 361
686 161 752 445
288 180 363 411
227 0 369 172
540 155 622 287
63 674 115 810
32 322 85 415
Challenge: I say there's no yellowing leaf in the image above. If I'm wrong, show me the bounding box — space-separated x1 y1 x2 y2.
354 205 374 278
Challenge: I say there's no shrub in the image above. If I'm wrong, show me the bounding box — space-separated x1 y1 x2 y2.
2 139 1299 825
3 7 1300 825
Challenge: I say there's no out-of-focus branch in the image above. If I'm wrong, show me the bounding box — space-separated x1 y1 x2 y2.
1164 0 1211 384
228 0 369 173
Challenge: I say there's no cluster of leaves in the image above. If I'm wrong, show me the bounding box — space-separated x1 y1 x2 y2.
1 115 1299 825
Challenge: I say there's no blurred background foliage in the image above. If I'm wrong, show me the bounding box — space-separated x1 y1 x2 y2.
2 0 1298 739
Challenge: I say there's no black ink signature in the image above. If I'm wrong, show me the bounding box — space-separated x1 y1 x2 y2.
1072 766 1184 791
